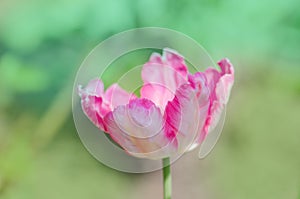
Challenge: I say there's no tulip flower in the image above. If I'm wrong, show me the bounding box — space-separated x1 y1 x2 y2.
78 48 234 199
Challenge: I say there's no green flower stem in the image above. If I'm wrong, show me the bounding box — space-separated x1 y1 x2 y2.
163 158 172 199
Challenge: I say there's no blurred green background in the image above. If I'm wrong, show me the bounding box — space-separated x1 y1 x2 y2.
0 0 300 198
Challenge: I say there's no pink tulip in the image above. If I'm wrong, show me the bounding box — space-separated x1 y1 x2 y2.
78 48 234 160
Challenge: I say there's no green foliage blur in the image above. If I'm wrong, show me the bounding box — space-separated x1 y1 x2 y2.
0 0 300 198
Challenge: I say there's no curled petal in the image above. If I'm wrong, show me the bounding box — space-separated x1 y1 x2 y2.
104 98 176 159
141 48 188 110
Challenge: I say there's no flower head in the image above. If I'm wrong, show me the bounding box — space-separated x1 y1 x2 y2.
78 48 234 159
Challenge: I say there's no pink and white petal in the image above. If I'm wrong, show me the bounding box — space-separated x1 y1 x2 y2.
215 74 234 104
216 58 234 104
209 59 234 125
78 78 104 98
186 72 211 146
140 83 174 112
218 58 234 76
141 64 187 110
164 84 209 153
103 111 143 155
78 84 106 131
188 72 210 107
148 52 163 64
103 83 136 110
163 48 188 77
204 58 234 103
141 49 188 109
205 73 234 133
204 101 224 135
104 98 176 159
201 58 234 137
204 67 221 100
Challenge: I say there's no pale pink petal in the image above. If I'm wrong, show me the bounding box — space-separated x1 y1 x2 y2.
141 49 188 110
104 98 176 159
103 83 136 110
140 84 174 113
